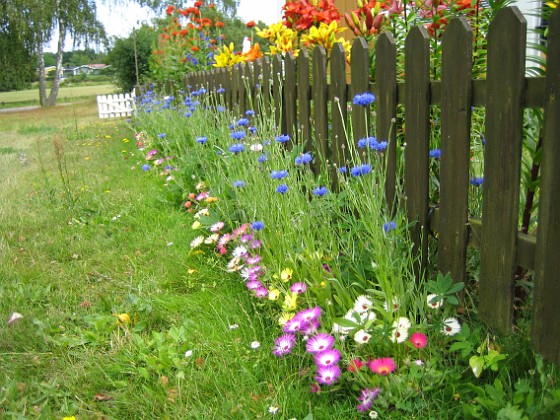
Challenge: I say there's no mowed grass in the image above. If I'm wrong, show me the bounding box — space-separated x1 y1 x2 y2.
0 84 118 108
0 102 351 419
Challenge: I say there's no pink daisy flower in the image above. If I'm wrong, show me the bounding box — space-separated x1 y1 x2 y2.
273 334 297 357
367 357 397 375
314 349 341 367
283 317 304 333
246 255 262 265
357 387 380 412
410 332 427 348
315 365 341 385
306 333 335 353
210 221 224 232
299 319 320 336
290 282 307 294
246 280 262 290
296 306 322 323
255 287 269 298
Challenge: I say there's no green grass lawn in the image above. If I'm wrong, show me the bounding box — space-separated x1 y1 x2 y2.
0 84 119 108
0 103 349 419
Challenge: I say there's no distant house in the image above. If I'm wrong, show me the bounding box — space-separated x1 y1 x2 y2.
62 64 111 78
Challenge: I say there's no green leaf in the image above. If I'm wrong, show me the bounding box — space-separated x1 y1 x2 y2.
470 355 484 378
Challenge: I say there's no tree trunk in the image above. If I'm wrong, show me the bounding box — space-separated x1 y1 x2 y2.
37 39 47 106
45 17 66 107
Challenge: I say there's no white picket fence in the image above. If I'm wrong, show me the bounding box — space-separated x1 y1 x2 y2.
96 92 135 118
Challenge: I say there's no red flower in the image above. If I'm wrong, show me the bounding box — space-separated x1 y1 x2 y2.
194 0 204 7
215 21 224 28
410 332 428 349
246 20 256 28
191 46 200 52
367 358 397 375
165 5 174 15
347 358 365 372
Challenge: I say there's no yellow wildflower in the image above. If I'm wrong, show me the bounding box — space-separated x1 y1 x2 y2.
192 221 202 229
278 312 295 326
301 21 349 57
280 268 293 282
268 288 280 301
282 291 298 311
213 42 245 68
114 313 130 325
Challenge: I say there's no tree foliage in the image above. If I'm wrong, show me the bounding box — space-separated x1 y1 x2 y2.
107 25 158 92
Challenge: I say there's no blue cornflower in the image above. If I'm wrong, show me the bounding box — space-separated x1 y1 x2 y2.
470 177 484 187
337 166 347 174
249 126 257 134
350 164 371 177
237 118 250 126
216 87 226 94
233 180 247 188
276 184 289 194
217 105 226 112
196 136 208 144
258 154 267 163
141 164 150 171
252 221 265 231
372 141 388 151
229 124 235 130
184 112 192 117
295 153 312 165
353 92 376 106
158 133 166 138
229 143 245 153
246 109 255 116
271 170 288 179
383 221 397 232
313 186 328 196
275 134 290 143
231 130 246 140
429 149 442 158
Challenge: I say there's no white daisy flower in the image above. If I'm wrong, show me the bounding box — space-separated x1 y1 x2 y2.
232 246 248 258
204 233 220 244
250 143 263 152
250 341 261 349
360 311 377 324
184 350 193 358
383 297 400 312
354 295 373 313
427 293 444 309
190 236 204 248
354 329 372 344
442 317 461 336
268 406 279 415
194 208 210 219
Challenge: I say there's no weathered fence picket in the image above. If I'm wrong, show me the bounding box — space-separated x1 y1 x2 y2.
180 7 560 364
438 17 472 295
96 92 135 118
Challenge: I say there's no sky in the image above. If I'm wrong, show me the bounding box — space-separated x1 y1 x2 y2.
97 0 284 39
47 0 284 52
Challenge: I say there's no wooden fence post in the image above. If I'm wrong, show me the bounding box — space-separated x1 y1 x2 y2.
272 55 285 134
350 38 370 143
478 7 526 334
331 43 349 171
531 8 560 364
375 32 398 213
404 25 431 281
284 52 297 146
438 17 473 284
313 46 329 174
297 50 312 153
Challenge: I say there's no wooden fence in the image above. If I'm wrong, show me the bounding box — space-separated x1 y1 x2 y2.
183 7 560 364
97 92 135 118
